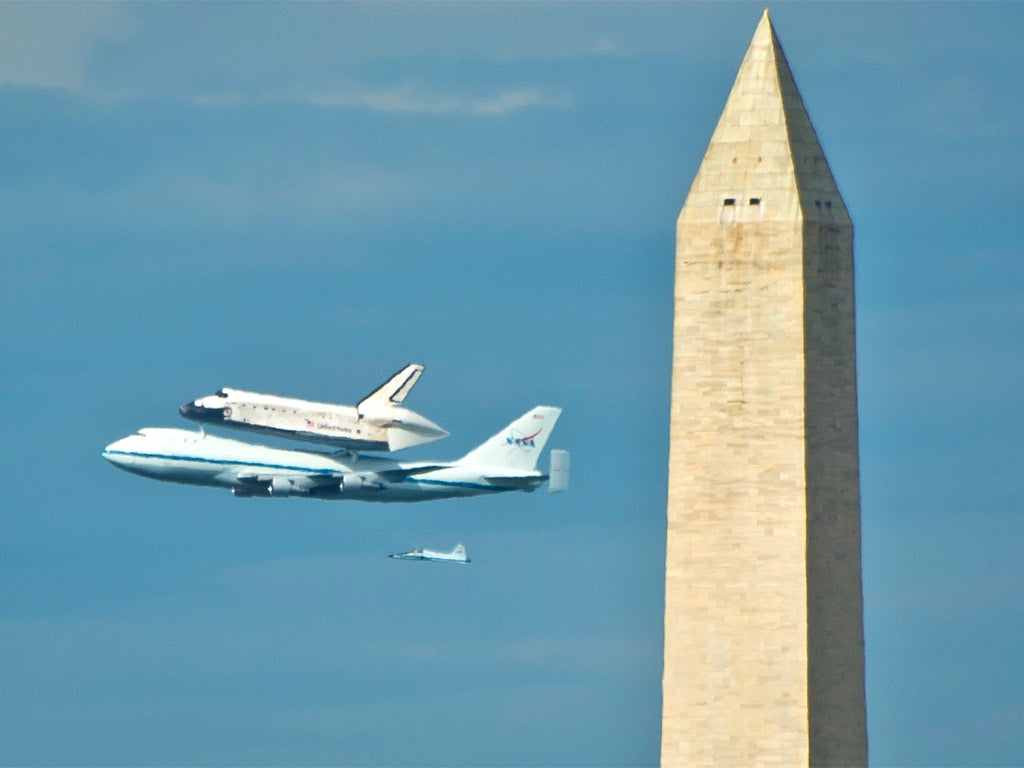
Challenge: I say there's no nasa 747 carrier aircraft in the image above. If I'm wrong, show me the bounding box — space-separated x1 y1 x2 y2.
103 406 569 502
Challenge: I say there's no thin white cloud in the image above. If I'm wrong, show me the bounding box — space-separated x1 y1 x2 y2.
0 4 576 118
188 84 571 117
466 88 571 116
0 2 132 90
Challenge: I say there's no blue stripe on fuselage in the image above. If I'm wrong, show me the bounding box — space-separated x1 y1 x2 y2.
102 448 339 475
103 449 514 493
402 477 520 493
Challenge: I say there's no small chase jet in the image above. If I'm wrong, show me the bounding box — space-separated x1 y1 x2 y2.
103 406 569 502
389 544 470 564
178 363 448 452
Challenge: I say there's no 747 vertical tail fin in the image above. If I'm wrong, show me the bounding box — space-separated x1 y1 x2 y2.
457 406 561 471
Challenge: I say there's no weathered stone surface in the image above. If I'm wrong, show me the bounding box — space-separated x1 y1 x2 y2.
662 11 867 767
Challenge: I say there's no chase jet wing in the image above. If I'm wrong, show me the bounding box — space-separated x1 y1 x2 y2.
388 543 470 563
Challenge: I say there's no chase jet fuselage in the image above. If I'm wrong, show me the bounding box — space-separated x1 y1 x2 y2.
389 544 470 563
104 406 567 503
179 363 448 452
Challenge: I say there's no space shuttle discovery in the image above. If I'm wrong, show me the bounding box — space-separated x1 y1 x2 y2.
178 363 449 452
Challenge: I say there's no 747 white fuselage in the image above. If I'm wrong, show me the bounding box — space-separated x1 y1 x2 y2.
103 406 567 502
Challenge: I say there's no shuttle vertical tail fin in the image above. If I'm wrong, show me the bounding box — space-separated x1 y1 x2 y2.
357 363 424 414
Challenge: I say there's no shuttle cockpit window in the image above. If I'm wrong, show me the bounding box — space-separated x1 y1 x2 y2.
216 389 228 397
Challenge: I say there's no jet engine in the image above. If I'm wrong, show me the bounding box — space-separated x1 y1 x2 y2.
231 485 266 498
231 477 300 497
268 477 298 496
339 472 384 492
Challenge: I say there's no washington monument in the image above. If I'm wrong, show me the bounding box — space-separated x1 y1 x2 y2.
662 10 868 766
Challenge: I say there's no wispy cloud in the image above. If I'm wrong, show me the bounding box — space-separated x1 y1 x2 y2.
1 4 574 118
0 2 132 90
189 85 571 117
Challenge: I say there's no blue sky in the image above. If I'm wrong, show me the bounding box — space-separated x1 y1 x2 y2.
1 2 1022 765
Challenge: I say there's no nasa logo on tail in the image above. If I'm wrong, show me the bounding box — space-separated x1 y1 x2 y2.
506 430 540 450
505 413 546 451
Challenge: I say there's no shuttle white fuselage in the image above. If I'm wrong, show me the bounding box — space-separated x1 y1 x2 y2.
179 364 448 452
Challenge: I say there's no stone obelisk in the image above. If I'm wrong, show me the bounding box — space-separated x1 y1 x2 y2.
662 10 867 766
